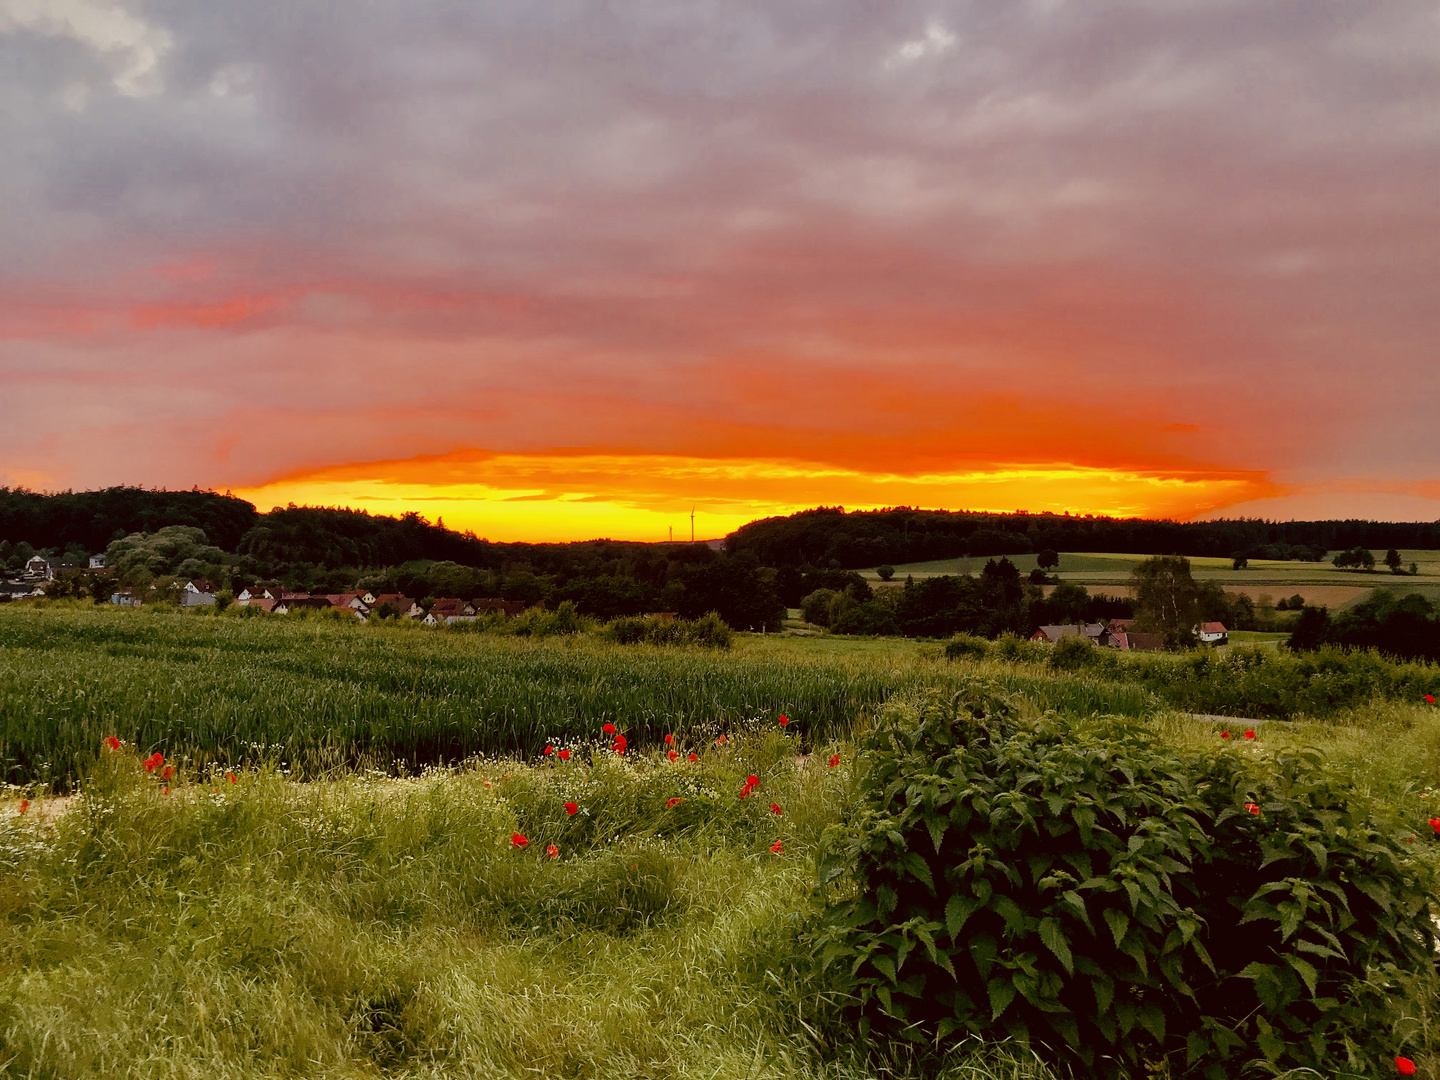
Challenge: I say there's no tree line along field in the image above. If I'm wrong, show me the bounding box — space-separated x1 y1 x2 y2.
1 606 1437 1078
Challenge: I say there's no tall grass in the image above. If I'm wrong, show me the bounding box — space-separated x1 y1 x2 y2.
0 732 1064 1080
0 606 1162 789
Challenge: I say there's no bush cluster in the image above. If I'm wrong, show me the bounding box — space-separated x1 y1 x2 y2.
603 611 732 648
814 685 1438 1078
945 635 1440 719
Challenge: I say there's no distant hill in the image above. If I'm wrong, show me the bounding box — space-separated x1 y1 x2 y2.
724 506 1440 569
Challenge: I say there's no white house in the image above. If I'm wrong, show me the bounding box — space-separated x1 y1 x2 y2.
181 580 217 607
110 590 140 606
88 554 106 569
1196 622 1229 645
23 556 51 581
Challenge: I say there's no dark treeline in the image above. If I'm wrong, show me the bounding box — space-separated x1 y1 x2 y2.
1290 590 1440 664
726 506 1440 569
0 487 260 553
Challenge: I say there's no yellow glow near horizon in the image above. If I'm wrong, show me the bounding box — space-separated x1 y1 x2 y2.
229 451 1278 542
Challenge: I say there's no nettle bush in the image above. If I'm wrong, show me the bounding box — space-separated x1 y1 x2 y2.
814 685 1438 1078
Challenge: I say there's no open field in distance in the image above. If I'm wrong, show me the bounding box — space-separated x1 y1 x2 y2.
868 550 1440 610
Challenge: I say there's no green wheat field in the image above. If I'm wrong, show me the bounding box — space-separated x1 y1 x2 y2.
1 604 1437 1079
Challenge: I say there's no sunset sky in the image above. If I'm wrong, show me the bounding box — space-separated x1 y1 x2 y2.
1 1 1436 541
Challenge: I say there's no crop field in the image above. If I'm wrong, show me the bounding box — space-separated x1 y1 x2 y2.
1 604 1438 1078
1 605 1172 790
875 551 1440 610
5 604 1440 790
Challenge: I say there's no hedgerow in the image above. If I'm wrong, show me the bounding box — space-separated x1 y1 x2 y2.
814 684 1439 1078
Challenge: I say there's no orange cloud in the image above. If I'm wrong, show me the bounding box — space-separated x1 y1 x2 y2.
131 294 285 330
232 448 1281 543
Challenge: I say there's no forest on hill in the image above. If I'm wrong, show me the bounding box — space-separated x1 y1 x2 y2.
725 505 1440 569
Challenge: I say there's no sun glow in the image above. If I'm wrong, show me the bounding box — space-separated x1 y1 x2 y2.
230 450 1280 543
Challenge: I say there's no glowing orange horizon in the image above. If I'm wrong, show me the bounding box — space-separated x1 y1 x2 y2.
230 449 1283 543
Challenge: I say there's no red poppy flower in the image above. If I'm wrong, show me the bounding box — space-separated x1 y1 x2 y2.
828 754 840 768
564 802 578 815
613 734 627 751
104 736 121 751
778 714 789 727
739 786 751 799
1429 817 1440 833
546 844 559 859
1220 731 1230 740
1244 730 1256 740
1396 1057 1416 1076
664 733 675 746
667 749 678 760
746 775 759 787
602 723 616 734
1246 802 1260 815
769 840 783 854
558 749 571 761
715 734 727 745
666 797 684 809
226 772 237 783
1426 695 1436 704
511 833 529 848
543 745 553 756
144 753 163 773
688 753 697 762
770 803 782 815
18 799 28 815
161 766 174 781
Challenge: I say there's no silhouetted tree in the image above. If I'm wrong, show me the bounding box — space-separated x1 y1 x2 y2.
1130 555 1201 649
1287 606 1332 652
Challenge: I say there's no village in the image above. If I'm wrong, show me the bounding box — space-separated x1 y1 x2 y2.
6 551 1232 645
1030 619 1228 651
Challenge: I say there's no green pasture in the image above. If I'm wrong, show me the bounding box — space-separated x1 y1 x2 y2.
870 550 1440 609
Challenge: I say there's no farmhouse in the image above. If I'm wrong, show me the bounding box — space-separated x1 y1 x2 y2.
1197 621 1229 644
88 553 106 569
1121 631 1166 652
1031 622 1113 647
23 556 51 581
181 580 218 607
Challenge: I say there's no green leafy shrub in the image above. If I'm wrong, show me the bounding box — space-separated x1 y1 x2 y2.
1047 635 1094 672
943 634 990 661
1127 644 1440 719
603 611 732 648
814 685 1439 1078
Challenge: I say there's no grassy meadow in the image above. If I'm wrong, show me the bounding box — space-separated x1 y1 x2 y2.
1 604 1438 1078
872 550 1440 610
